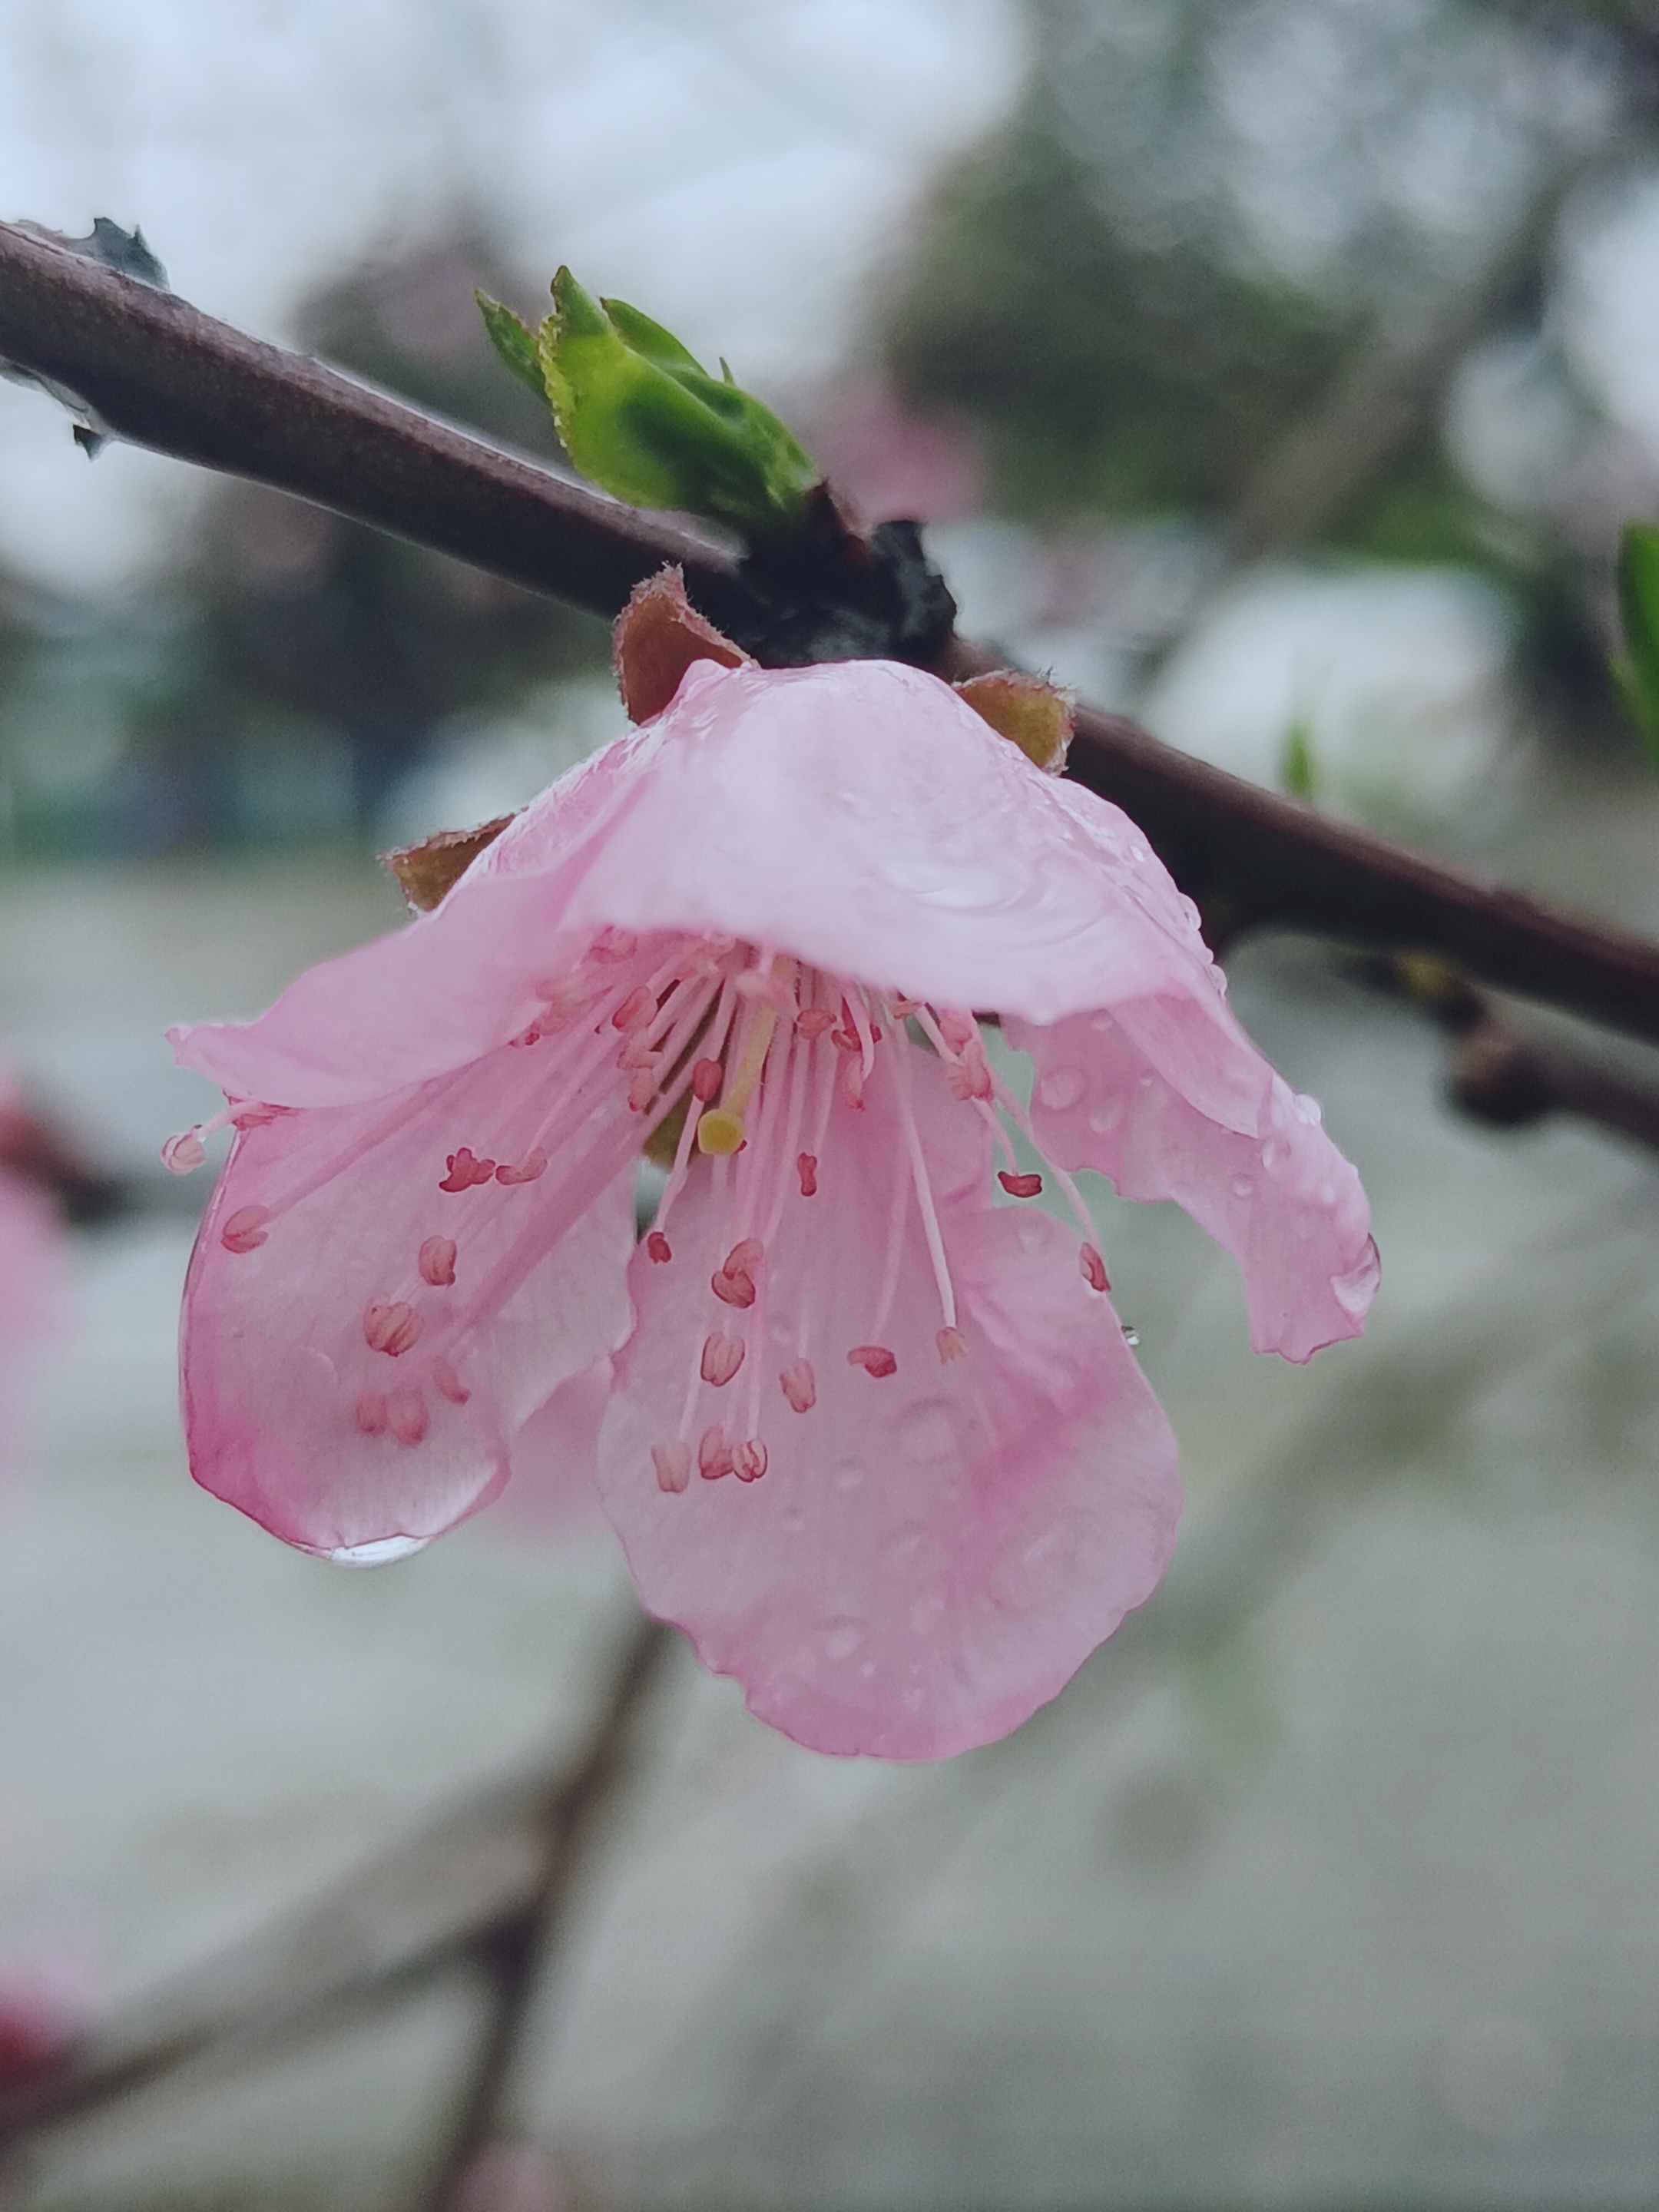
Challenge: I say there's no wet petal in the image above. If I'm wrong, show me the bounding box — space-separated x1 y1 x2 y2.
180 1035 639 1554
1009 995 1377 1363
597 1043 1180 1759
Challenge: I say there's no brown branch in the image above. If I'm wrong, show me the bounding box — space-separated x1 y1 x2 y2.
0 1612 674 2154
418 1611 674 2211
4 219 1659 1045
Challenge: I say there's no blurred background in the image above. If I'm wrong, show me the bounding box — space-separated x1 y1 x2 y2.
3 0 1659 2204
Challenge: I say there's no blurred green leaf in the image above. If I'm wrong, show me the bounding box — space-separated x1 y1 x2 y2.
1279 710 1319 800
475 293 547 403
1615 522 1659 776
531 267 819 541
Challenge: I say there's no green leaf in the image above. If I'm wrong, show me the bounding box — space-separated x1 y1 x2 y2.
535 267 820 541
1616 521 1659 776
475 293 547 402
1278 710 1319 801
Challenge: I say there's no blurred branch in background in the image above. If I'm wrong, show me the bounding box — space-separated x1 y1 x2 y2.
0 1610 674 2200
3 220 1659 1072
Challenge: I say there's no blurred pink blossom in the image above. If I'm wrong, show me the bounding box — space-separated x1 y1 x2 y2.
169 656 1374 1759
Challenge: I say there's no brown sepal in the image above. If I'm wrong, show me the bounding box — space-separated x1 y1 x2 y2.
382 814 516 913
954 670 1075 773
614 565 750 724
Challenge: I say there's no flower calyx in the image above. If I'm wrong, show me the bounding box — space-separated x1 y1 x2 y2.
952 671 1075 773
382 815 518 915
614 567 752 724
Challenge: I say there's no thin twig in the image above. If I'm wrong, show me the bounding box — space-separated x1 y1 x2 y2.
418 1610 674 2212
3 220 1659 1045
0 1612 674 2159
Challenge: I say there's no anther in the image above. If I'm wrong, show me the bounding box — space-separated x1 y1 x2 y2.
939 1010 976 1051
839 1055 865 1111
389 1387 429 1446
698 1426 733 1480
646 1231 672 1263
732 1439 768 1482
419 1236 457 1286
365 1301 422 1356
440 1147 495 1191
220 1204 271 1254
998 1171 1043 1198
691 1058 724 1101
936 1326 967 1363
627 1068 659 1112
946 1037 992 1101
701 1333 744 1386
618 1031 659 1070
780 1359 816 1412
495 1151 547 1184
796 1007 835 1038
888 997 921 1018
432 1358 470 1404
653 1442 691 1494
589 926 637 962
796 1153 818 1197
161 1128 206 1174
711 1266 755 1309
1079 1243 1110 1293
355 1391 388 1435
611 984 656 1031
847 1344 897 1379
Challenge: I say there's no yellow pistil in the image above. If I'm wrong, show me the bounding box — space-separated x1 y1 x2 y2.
697 956 794 1154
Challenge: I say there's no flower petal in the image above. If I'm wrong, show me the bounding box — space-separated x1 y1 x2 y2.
180 1036 639 1553
1009 993 1378 1363
171 661 1224 1108
493 1356 613 1538
596 1041 1180 1759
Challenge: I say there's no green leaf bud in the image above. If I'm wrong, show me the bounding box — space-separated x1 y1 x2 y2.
531 267 820 541
475 293 547 403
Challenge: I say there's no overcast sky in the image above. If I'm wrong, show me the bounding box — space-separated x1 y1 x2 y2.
0 0 1022 592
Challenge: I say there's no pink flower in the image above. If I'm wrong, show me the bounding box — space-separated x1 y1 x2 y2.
169 652 1376 1759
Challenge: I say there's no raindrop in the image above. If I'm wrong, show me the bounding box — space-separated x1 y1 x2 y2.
899 1399 955 1462
823 1620 863 1661
1293 1092 1323 1126
1088 1098 1122 1134
833 1459 866 1492
1231 1175 1253 1200
1037 1064 1086 1111
1121 1325 1140 1347
321 1535 429 1568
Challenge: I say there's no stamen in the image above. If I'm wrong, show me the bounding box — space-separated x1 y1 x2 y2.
998 1171 1043 1198
1080 1243 1110 1293
937 1326 967 1363
653 1442 691 1494
796 1154 818 1197
843 988 879 1078
418 1236 457 1286
220 1205 271 1253
700 1333 744 1386
646 1231 672 1263
796 1007 834 1039
780 1359 816 1412
432 1358 470 1404
440 1147 496 1192
698 1427 733 1480
389 1387 429 1446
848 1344 898 1379
732 1439 768 1482
356 1391 388 1435
988 1067 1101 1250
364 1301 422 1356
889 1023 959 1333
161 1129 207 1174
611 984 657 1031
698 956 794 1154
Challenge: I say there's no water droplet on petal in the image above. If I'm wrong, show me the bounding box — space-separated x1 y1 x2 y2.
823 1620 863 1661
1231 1175 1253 1200
1333 1237 1382 1316
1037 1065 1086 1111
899 1399 955 1462
1293 1092 1323 1126
833 1459 866 1492
323 1535 429 1567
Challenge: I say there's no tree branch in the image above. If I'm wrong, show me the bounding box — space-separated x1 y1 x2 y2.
4 219 1659 1045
